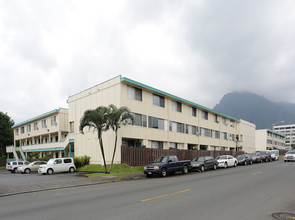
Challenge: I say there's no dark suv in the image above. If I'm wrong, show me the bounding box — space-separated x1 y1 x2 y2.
249 152 262 163
259 151 271 162
237 154 252 165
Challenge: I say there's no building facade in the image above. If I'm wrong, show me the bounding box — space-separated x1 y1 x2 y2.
255 129 285 151
237 120 256 153
273 124 295 150
6 108 74 162
68 76 243 164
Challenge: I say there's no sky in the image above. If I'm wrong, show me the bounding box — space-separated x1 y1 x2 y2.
1 0 295 123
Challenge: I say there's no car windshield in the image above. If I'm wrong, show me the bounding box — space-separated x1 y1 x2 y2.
28 162 35 166
287 151 295 154
153 156 169 163
249 153 255 156
217 156 227 160
260 152 266 155
192 157 205 162
47 159 55 165
237 155 245 159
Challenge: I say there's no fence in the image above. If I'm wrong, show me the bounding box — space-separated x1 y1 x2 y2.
0 160 6 167
121 146 244 166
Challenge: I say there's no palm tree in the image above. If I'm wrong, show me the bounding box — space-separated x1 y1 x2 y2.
79 106 110 174
108 104 134 173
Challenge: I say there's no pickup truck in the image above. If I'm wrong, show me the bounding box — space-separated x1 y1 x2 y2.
143 155 191 177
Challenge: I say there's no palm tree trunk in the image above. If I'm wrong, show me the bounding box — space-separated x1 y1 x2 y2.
108 128 118 173
98 134 108 174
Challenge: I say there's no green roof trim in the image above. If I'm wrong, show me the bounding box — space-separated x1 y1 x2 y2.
266 129 285 137
120 76 240 122
12 108 66 128
23 147 65 153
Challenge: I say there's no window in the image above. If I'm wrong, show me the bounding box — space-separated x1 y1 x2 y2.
186 125 198 135
172 101 182 112
21 127 24 134
15 129 19 135
27 124 31 132
151 141 163 149
170 121 184 133
34 122 38 130
70 121 74 132
51 116 57 126
148 116 168 130
211 130 220 139
230 120 235 128
191 107 197 117
55 159 62 164
64 158 72 163
127 85 142 101
42 119 47 128
153 94 165 108
169 143 178 149
222 118 227 126
221 132 228 140
200 127 210 137
213 115 218 123
132 113 147 127
201 111 208 120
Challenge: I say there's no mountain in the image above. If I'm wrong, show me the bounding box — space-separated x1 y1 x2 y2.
213 92 295 129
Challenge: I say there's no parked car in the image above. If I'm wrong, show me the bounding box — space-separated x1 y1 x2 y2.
17 161 47 174
284 151 295 162
191 156 218 172
216 155 237 168
7 161 30 173
259 151 271 162
249 152 262 163
266 150 279 161
38 158 76 175
236 154 252 165
143 155 191 177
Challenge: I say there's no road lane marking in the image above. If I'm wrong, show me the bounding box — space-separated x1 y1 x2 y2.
140 189 191 202
251 171 262 175
283 164 288 167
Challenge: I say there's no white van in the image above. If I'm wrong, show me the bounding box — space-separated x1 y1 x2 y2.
38 158 76 175
266 150 279 161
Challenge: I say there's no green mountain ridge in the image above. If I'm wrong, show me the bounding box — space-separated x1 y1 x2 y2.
213 92 295 129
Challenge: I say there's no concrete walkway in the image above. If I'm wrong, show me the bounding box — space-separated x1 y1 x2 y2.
0 171 146 197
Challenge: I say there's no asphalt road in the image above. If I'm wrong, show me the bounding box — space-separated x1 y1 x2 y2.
0 160 294 220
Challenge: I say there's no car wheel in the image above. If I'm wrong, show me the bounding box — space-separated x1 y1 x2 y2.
234 162 237 167
47 169 53 175
244 161 247 166
69 167 75 173
25 168 31 174
13 168 17 173
213 164 217 170
161 168 167 177
224 163 228 169
200 165 205 172
250 160 253 165
182 165 188 174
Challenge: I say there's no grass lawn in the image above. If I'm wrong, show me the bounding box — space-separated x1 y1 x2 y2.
0 166 6 170
77 163 144 177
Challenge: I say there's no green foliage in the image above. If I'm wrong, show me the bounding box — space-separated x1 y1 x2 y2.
0 155 7 160
27 152 53 162
0 112 14 156
74 155 91 168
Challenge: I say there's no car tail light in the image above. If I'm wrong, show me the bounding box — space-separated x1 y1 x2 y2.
10 165 12 168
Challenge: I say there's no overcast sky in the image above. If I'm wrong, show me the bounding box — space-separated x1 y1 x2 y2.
1 0 295 123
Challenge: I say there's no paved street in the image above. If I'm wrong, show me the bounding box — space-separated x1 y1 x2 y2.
0 160 294 220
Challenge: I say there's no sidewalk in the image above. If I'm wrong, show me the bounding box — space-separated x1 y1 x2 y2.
0 172 146 197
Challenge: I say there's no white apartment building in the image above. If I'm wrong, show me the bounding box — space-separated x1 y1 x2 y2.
273 124 295 150
255 129 285 151
6 108 74 162
8 76 258 164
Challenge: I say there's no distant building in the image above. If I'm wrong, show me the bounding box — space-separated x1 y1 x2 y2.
273 124 295 150
6 108 74 162
237 120 256 153
255 129 285 151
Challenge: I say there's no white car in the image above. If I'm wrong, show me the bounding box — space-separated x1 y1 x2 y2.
284 151 295 162
216 155 237 168
38 158 76 175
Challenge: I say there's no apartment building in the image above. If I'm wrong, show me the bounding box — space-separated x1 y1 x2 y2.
6 108 74 161
255 129 285 151
68 76 242 164
273 124 295 150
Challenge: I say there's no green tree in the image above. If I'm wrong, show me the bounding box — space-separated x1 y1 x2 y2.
79 107 110 173
0 112 14 157
108 105 133 173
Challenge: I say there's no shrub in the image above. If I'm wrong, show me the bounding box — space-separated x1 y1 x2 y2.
74 155 91 168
